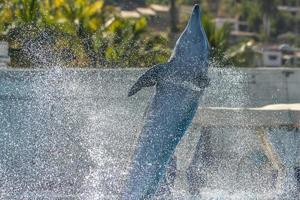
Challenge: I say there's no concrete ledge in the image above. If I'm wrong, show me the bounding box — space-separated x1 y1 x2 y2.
195 105 300 128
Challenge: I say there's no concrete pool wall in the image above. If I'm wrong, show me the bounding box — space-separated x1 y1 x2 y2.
1 67 299 106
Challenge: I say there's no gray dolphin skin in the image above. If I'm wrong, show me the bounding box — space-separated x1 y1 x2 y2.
123 4 210 199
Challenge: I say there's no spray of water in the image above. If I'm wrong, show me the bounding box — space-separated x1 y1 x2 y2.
0 36 299 199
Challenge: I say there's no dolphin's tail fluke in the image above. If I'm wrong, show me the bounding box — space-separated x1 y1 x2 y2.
128 63 168 97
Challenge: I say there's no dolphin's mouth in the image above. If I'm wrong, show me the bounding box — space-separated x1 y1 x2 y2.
185 4 205 44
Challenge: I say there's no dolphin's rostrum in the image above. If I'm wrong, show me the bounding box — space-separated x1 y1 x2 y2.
123 4 210 199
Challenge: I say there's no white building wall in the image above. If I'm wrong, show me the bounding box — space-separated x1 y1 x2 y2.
262 51 282 67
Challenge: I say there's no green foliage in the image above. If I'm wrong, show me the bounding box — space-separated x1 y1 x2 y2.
41 0 106 33
201 13 232 66
17 0 40 22
200 3 259 67
202 15 230 52
239 1 261 32
0 0 170 68
222 0 299 40
277 32 300 47
95 16 170 67
145 0 169 5
0 0 39 34
227 40 258 67
222 0 263 33
6 24 90 67
271 11 300 41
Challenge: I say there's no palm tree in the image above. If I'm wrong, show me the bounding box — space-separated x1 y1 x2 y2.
295 0 299 34
170 0 179 33
201 12 232 66
258 0 278 39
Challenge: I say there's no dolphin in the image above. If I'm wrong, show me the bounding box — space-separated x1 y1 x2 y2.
123 4 210 199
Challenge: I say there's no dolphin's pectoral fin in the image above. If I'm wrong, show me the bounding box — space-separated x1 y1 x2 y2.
128 63 168 97
194 75 210 89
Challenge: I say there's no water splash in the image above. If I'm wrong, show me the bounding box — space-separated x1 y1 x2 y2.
0 64 299 199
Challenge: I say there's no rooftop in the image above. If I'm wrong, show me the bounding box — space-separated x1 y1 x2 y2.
120 10 141 18
278 6 300 12
230 31 257 37
149 4 169 12
136 7 156 16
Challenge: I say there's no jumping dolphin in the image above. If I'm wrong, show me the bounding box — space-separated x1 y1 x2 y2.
123 4 210 199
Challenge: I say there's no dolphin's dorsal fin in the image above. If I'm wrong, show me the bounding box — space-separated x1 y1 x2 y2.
128 63 168 97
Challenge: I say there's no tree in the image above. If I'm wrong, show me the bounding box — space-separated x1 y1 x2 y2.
201 11 232 66
41 0 109 66
227 40 258 67
203 0 221 15
96 16 170 67
221 0 280 40
0 0 40 30
170 0 179 33
259 0 278 39
107 0 146 10
0 0 171 68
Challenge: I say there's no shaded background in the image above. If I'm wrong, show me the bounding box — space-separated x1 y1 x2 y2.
0 0 299 68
